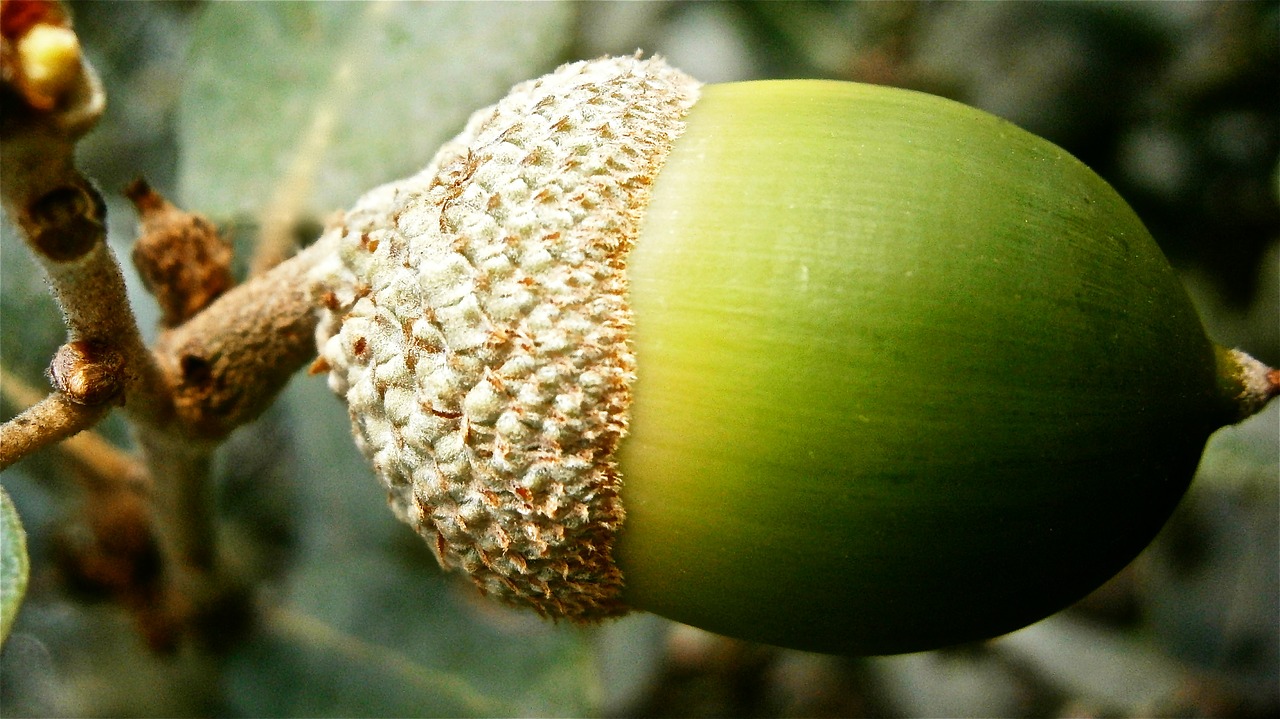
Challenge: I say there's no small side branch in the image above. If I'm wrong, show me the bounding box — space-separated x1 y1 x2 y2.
0 388 111 470
1 338 126 470
151 232 335 439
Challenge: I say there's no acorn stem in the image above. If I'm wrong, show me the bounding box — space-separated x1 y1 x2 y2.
1215 346 1280 424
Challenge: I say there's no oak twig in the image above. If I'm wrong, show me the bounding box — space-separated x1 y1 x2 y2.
0 0 347 659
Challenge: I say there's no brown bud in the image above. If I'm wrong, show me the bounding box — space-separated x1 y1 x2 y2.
1 1 78 111
48 339 125 405
126 178 234 327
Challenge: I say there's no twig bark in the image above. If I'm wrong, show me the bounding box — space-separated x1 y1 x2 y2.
29 197 172 421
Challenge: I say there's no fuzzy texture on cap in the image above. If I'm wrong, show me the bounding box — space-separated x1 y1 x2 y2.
312 56 701 619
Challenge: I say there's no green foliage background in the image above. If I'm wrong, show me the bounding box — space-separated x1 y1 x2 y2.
1 2 1277 717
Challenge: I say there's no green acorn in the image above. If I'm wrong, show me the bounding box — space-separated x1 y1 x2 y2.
312 55 1277 656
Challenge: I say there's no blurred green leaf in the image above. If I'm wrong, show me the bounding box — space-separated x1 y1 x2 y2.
228 604 511 717
1195 401 1279 493
1 484 30 645
995 615 1187 715
177 0 574 220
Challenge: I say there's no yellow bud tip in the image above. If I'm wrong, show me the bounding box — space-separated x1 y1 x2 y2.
16 22 81 109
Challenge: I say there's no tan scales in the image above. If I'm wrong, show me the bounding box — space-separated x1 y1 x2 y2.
313 56 701 619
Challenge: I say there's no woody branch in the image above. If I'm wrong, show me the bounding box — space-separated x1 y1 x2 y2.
1 0 327 650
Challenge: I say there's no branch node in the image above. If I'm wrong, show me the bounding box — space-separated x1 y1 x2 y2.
20 177 106 261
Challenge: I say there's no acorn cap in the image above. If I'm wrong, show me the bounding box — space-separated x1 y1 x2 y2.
313 55 700 619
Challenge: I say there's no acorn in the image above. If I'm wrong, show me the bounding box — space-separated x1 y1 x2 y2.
312 55 1278 656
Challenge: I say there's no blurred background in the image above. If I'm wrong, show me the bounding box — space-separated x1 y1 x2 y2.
1 1 1276 716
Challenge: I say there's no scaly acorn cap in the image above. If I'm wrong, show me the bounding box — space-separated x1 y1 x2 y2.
313 55 700 619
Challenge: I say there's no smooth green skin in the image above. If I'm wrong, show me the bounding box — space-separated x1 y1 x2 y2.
613 81 1231 655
